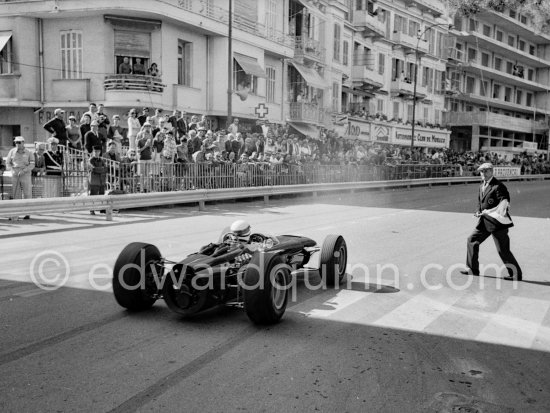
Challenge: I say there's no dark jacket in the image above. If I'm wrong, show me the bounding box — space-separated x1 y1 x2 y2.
476 177 514 232
43 118 68 143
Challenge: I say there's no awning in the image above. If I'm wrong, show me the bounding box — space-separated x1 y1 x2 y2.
289 122 320 138
234 53 266 79
0 32 12 52
290 62 328 89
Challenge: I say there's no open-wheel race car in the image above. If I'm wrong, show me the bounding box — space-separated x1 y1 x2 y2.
112 220 347 325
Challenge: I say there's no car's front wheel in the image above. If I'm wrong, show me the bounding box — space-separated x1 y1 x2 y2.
319 235 347 286
243 254 291 325
112 242 161 311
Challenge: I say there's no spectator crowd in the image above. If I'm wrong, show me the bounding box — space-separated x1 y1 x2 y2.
2 102 549 201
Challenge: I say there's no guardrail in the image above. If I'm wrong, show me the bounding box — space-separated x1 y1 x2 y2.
1 174 548 221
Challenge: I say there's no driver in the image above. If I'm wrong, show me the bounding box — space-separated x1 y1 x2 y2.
230 219 251 243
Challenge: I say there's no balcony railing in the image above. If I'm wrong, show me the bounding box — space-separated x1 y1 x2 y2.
294 36 326 63
352 12 385 38
445 112 546 132
288 102 326 124
391 31 429 55
104 75 165 93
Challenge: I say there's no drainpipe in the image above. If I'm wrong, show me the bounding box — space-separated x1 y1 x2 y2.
38 18 45 106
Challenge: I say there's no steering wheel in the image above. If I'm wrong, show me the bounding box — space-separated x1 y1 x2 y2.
222 232 238 244
249 233 266 243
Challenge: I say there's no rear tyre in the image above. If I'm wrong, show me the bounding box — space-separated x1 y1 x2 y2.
243 254 291 325
112 242 161 311
319 235 347 287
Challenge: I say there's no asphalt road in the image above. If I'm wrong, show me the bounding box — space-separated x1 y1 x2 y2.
1 180 549 413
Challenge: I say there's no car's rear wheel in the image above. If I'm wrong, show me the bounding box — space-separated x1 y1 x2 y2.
243 254 291 325
319 235 347 286
112 242 161 311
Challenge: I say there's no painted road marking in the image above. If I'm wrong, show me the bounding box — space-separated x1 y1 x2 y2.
372 289 467 332
476 296 550 349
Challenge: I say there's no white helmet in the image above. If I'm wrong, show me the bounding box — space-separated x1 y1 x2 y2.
230 220 251 242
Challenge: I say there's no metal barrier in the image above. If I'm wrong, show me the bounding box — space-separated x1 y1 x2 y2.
1 173 549 221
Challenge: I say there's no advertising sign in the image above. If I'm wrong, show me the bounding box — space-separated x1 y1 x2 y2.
392 126 450 148
333 117 372 141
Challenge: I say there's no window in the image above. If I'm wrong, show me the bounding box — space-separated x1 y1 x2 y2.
332 82 339 111
394 15 406 34
177 40 192 86
393 101 399 119
0 33 13 74
507 35 515 47
496 30 503 42
504 87 512 102
529 45 535 56
480 80 488 97
409 20 420 37
516 90 522 105
60 30 82 79
377 99 384 114
266 66 276 103
265 0 278 34
234 58 258 94
493 84 500 99
114 29 151 76
407 104 413 121
333 24 341 62
469 18 476 32
506 61 513 74
467 48 477 62
518 40 525 51
378 53 385 75
481 53 489 67
483 25 491 36
526 93 533 106
527 68 534 81
494 57 502 71
343 41 349 66
466 76 475 94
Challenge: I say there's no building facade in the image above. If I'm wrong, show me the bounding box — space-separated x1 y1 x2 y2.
445 7 550 157
0 0 548 158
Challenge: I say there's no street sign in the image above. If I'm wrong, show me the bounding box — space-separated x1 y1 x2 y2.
254 103 269 119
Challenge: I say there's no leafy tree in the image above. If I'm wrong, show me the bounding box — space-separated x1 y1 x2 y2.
448 0 550 33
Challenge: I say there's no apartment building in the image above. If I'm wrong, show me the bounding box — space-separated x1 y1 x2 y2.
0 0 295 153
335 0 452 152
446 7 550 157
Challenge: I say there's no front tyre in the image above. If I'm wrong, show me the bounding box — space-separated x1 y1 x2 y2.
112 242 161 311
319 235 347 287
243 254 291 325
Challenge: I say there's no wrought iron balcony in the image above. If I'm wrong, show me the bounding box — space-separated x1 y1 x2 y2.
294 36 326 63
104 74 165 93
288 102 326 124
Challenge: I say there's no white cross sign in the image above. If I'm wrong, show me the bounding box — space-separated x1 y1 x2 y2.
254 103 269 119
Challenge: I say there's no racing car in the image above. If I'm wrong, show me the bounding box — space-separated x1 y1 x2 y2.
112 220 347 325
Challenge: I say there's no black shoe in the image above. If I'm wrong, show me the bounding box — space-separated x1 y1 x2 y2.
100 210 106 214
460 269 480 276
23 215 30 220
90 211 96 215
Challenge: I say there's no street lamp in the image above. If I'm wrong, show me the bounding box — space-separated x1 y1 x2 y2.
410 22 452 154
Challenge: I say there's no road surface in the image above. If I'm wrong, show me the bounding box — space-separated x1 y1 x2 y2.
1 180 549 412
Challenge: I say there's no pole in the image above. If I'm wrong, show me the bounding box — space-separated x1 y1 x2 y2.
227 0 233 128
411 47 419 154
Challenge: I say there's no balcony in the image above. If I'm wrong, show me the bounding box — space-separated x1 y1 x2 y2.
456 30 550 68
294 36 326 64
403 0 445 17
351 64 384 89
352 12 385 38
445 112 544 133
104 75 165 93
391 31 429 55
390 80 427 99
288 102 326 124
461 60 547 91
